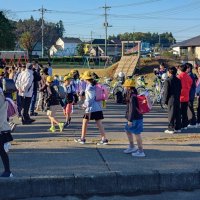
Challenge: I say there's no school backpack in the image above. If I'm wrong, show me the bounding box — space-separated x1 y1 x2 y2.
2 78 17 93
53 85 66 99
6 98 18 118
95 83 109 101
135 92 152 114
115 91 123 104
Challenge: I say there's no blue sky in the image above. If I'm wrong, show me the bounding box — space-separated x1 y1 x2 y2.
1 0 200 42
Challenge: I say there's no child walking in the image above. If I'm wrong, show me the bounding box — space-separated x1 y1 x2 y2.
63 74 75 128
75 71 108 145
45 76 64 133
123 79 145 157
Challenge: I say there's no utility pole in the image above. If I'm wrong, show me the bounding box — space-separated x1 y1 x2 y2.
90 31 93 45
38 6 47 58
102 4 111 57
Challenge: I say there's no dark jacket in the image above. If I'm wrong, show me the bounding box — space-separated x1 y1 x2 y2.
46 84 64 107
163 75 182 105
125 89 143 121
33 70 41 92
188 72 197 101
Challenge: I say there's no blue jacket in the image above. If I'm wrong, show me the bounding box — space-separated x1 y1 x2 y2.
188 72 197 101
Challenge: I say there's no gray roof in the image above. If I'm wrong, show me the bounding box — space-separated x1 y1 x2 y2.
173 35 200 47
62 37 82 44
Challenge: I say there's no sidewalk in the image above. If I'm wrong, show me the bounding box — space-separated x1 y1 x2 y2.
1 103 200 199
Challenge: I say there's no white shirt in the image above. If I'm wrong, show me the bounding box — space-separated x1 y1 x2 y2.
15 69 34 97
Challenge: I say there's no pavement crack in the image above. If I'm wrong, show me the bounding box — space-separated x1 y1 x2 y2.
96 147 111 171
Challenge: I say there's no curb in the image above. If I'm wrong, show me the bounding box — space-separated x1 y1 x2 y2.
0 170 200 199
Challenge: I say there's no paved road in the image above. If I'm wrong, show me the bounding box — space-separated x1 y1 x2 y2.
1 101 200 177
19 190 200 200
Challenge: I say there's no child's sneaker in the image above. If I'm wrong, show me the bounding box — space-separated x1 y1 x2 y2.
97 139 108 145
58 123 64 132
123 146 138 154
49 126 56 133
74 138 86 144
0 171 13 178
132 150 146 157
64 121 70 128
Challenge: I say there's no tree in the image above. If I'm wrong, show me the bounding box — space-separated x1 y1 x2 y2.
0 11 16 50
109 32 176 47
77 43 85 56
15 17 65 56
19 32 33 59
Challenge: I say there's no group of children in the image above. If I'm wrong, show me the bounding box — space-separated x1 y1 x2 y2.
43 69 145 157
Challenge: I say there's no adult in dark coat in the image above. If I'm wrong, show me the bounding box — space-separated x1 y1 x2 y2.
30 62 41 116
163 66 182 134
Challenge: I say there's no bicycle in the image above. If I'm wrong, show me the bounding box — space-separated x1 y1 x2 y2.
153 76 167 110
102 78 124 99
136 76 155 106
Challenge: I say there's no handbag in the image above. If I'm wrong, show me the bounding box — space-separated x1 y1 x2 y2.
0 131 13 144
2 78 17 93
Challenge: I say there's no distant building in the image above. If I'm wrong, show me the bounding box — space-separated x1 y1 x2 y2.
84 39 122 57
172 35 200 59
32 42 42 57
49 37 82 57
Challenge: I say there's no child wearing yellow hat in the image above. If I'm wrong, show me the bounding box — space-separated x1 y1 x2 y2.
63 74 75 128
123 79 145 157
45 76 64 133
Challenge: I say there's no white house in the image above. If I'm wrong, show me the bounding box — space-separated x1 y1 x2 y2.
172 35 200 59
49 37 82 57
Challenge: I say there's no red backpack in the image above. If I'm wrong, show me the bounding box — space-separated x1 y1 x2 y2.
133 92 152 114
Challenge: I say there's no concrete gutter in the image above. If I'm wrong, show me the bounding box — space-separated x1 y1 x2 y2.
0 170 200 200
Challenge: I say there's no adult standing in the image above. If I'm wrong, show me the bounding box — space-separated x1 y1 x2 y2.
16 63 34 124
186 63 198 128
163 66 182 134
36 67 49 112
177 64 192 130
196 66 200 127
14 64 24 118
30 61 41 116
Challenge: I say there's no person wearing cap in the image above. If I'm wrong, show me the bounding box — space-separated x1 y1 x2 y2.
123 79 145 157
74 71 108 145
15 63 34 124
63 74 75 128
45 76 64 133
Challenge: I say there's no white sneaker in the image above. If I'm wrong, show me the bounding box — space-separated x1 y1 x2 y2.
164 130 174 134
132 150 146 157
4 143 11 153
123 147 138 154
174 129 181 133
187 124 197 129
